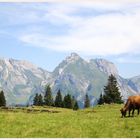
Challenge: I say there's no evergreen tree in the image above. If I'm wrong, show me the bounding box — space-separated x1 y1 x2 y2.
54 89 63 107
73 101 79 110
84 94 90 108
33 93 43 106
103 74 123 104
63 94 72 109
33 93 39 106
98 93 104 105
0 90 6 107
38 94 43 106
44 85 53 106
71 96 76 109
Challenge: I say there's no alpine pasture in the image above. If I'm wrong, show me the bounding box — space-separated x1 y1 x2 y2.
0 104 140 138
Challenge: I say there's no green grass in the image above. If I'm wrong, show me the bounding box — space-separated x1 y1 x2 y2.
0 104 140 138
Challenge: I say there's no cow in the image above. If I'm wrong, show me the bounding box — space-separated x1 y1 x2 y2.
120 95 140 117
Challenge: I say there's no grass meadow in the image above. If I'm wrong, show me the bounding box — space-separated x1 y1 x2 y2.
0 104 140 138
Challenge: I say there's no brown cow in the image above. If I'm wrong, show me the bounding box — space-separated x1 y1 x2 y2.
120 95 140 117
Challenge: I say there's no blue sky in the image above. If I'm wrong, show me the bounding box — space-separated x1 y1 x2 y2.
0 2 140 78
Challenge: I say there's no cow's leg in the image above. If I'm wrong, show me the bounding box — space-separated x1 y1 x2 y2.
138 108 140 115
132 108 135 117
129 109 131 117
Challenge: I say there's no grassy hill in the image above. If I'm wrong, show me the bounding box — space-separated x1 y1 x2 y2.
0 104 140 138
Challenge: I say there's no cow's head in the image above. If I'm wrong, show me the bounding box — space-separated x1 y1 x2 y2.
120 108 126 118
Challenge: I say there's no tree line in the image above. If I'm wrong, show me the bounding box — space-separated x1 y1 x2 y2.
0 74 123 108
0 85 90 109
33 85 91 110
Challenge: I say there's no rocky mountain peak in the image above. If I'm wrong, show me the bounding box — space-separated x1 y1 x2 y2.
91 58 119 76
0 58 38 70
65 53 81 63
0 53 139 107
53 53 83 75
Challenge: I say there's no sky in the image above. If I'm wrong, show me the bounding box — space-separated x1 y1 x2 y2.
0 1 140 78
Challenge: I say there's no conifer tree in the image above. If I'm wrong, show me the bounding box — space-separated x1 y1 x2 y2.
73 101 79 110
84 94 90 108
54 89 63 107
44 85 53 106
71 96 76 109
63 94 72 109
98 93 104 105
103 74 123 104
38 94 43 106
33 93 39 106
0 90 6 107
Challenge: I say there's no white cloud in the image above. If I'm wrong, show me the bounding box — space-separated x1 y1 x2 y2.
0 1 136 56
19 2 140 56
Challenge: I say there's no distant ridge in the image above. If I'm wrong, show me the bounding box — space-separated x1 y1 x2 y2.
0 53 139 107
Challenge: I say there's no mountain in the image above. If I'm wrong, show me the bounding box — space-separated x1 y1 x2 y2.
93 58 119 76
127 76 140 96
0 53 140 107
0 58 51 105
91 58 139 101
51 53 108 107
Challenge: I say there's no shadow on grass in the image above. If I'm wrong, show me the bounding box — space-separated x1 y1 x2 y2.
120 115 138 118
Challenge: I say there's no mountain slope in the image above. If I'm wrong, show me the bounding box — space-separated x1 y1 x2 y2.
90 58 140 101
129 76 140 89
0 53 140 107
51 53 108 107
50 53 140 107
0 58 51 105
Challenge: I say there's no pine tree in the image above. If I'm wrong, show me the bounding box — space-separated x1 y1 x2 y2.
33 93 39 106
103 74 123 104
0 90 6 107
73 101 79 110
84 94 90 108
71 96 76 109
38 94 43 106
44 85 53 106
54 89 63 107
63 94 72 109
98 93 104 105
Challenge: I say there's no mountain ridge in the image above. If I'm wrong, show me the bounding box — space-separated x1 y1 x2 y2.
0 53 139 107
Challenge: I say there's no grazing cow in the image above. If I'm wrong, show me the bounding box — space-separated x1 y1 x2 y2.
120 95 140 117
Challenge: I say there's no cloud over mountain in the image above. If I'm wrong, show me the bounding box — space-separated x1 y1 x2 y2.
17 2 140 56
1 2 140 78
